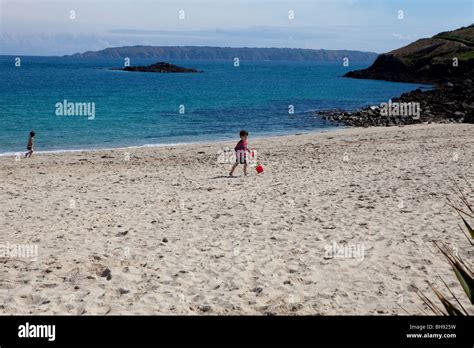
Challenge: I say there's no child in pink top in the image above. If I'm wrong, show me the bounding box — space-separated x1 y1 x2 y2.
229 130 250 177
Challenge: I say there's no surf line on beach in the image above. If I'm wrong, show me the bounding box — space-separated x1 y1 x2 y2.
55 99 96 120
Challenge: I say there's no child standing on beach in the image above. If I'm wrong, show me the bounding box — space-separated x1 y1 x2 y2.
229 130 250 177
25 131 35 158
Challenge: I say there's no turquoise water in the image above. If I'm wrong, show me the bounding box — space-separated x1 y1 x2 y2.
0 56 428 154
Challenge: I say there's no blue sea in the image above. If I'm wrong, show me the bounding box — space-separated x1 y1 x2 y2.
0 56 428 155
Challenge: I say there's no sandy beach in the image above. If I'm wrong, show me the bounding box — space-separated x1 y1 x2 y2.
1 123 473 315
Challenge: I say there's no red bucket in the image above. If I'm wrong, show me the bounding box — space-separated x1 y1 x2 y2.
256 164 264 174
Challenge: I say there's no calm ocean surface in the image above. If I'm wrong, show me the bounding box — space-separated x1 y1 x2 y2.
0 56 428 154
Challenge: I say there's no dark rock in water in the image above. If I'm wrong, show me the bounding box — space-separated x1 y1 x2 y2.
112 62 200 73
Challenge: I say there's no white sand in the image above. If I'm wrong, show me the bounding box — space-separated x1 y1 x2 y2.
1 123 473 315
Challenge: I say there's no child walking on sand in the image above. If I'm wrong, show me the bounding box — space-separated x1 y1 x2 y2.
25 131 35 158
229 130 250 177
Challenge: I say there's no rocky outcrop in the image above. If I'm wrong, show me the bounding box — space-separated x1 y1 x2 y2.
111 62 200 73
317 79 474 126
344 25 474 84
320 25 474 126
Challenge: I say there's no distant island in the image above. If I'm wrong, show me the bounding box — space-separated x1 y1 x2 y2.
111 61 200 73
66 46 378 63
319 25 474 126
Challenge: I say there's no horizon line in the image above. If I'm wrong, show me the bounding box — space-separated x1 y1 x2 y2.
0 45 381 58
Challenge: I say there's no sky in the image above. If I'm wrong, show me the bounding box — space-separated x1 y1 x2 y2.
0 0 473 56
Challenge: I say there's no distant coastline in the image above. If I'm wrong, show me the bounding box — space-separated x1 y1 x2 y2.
64 45 378 63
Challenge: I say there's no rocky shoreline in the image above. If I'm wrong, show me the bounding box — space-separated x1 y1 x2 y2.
317 79 473 127
317 25 474 127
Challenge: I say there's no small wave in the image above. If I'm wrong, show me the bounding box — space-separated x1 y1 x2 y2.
0 141 211 157
0 128 339 157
